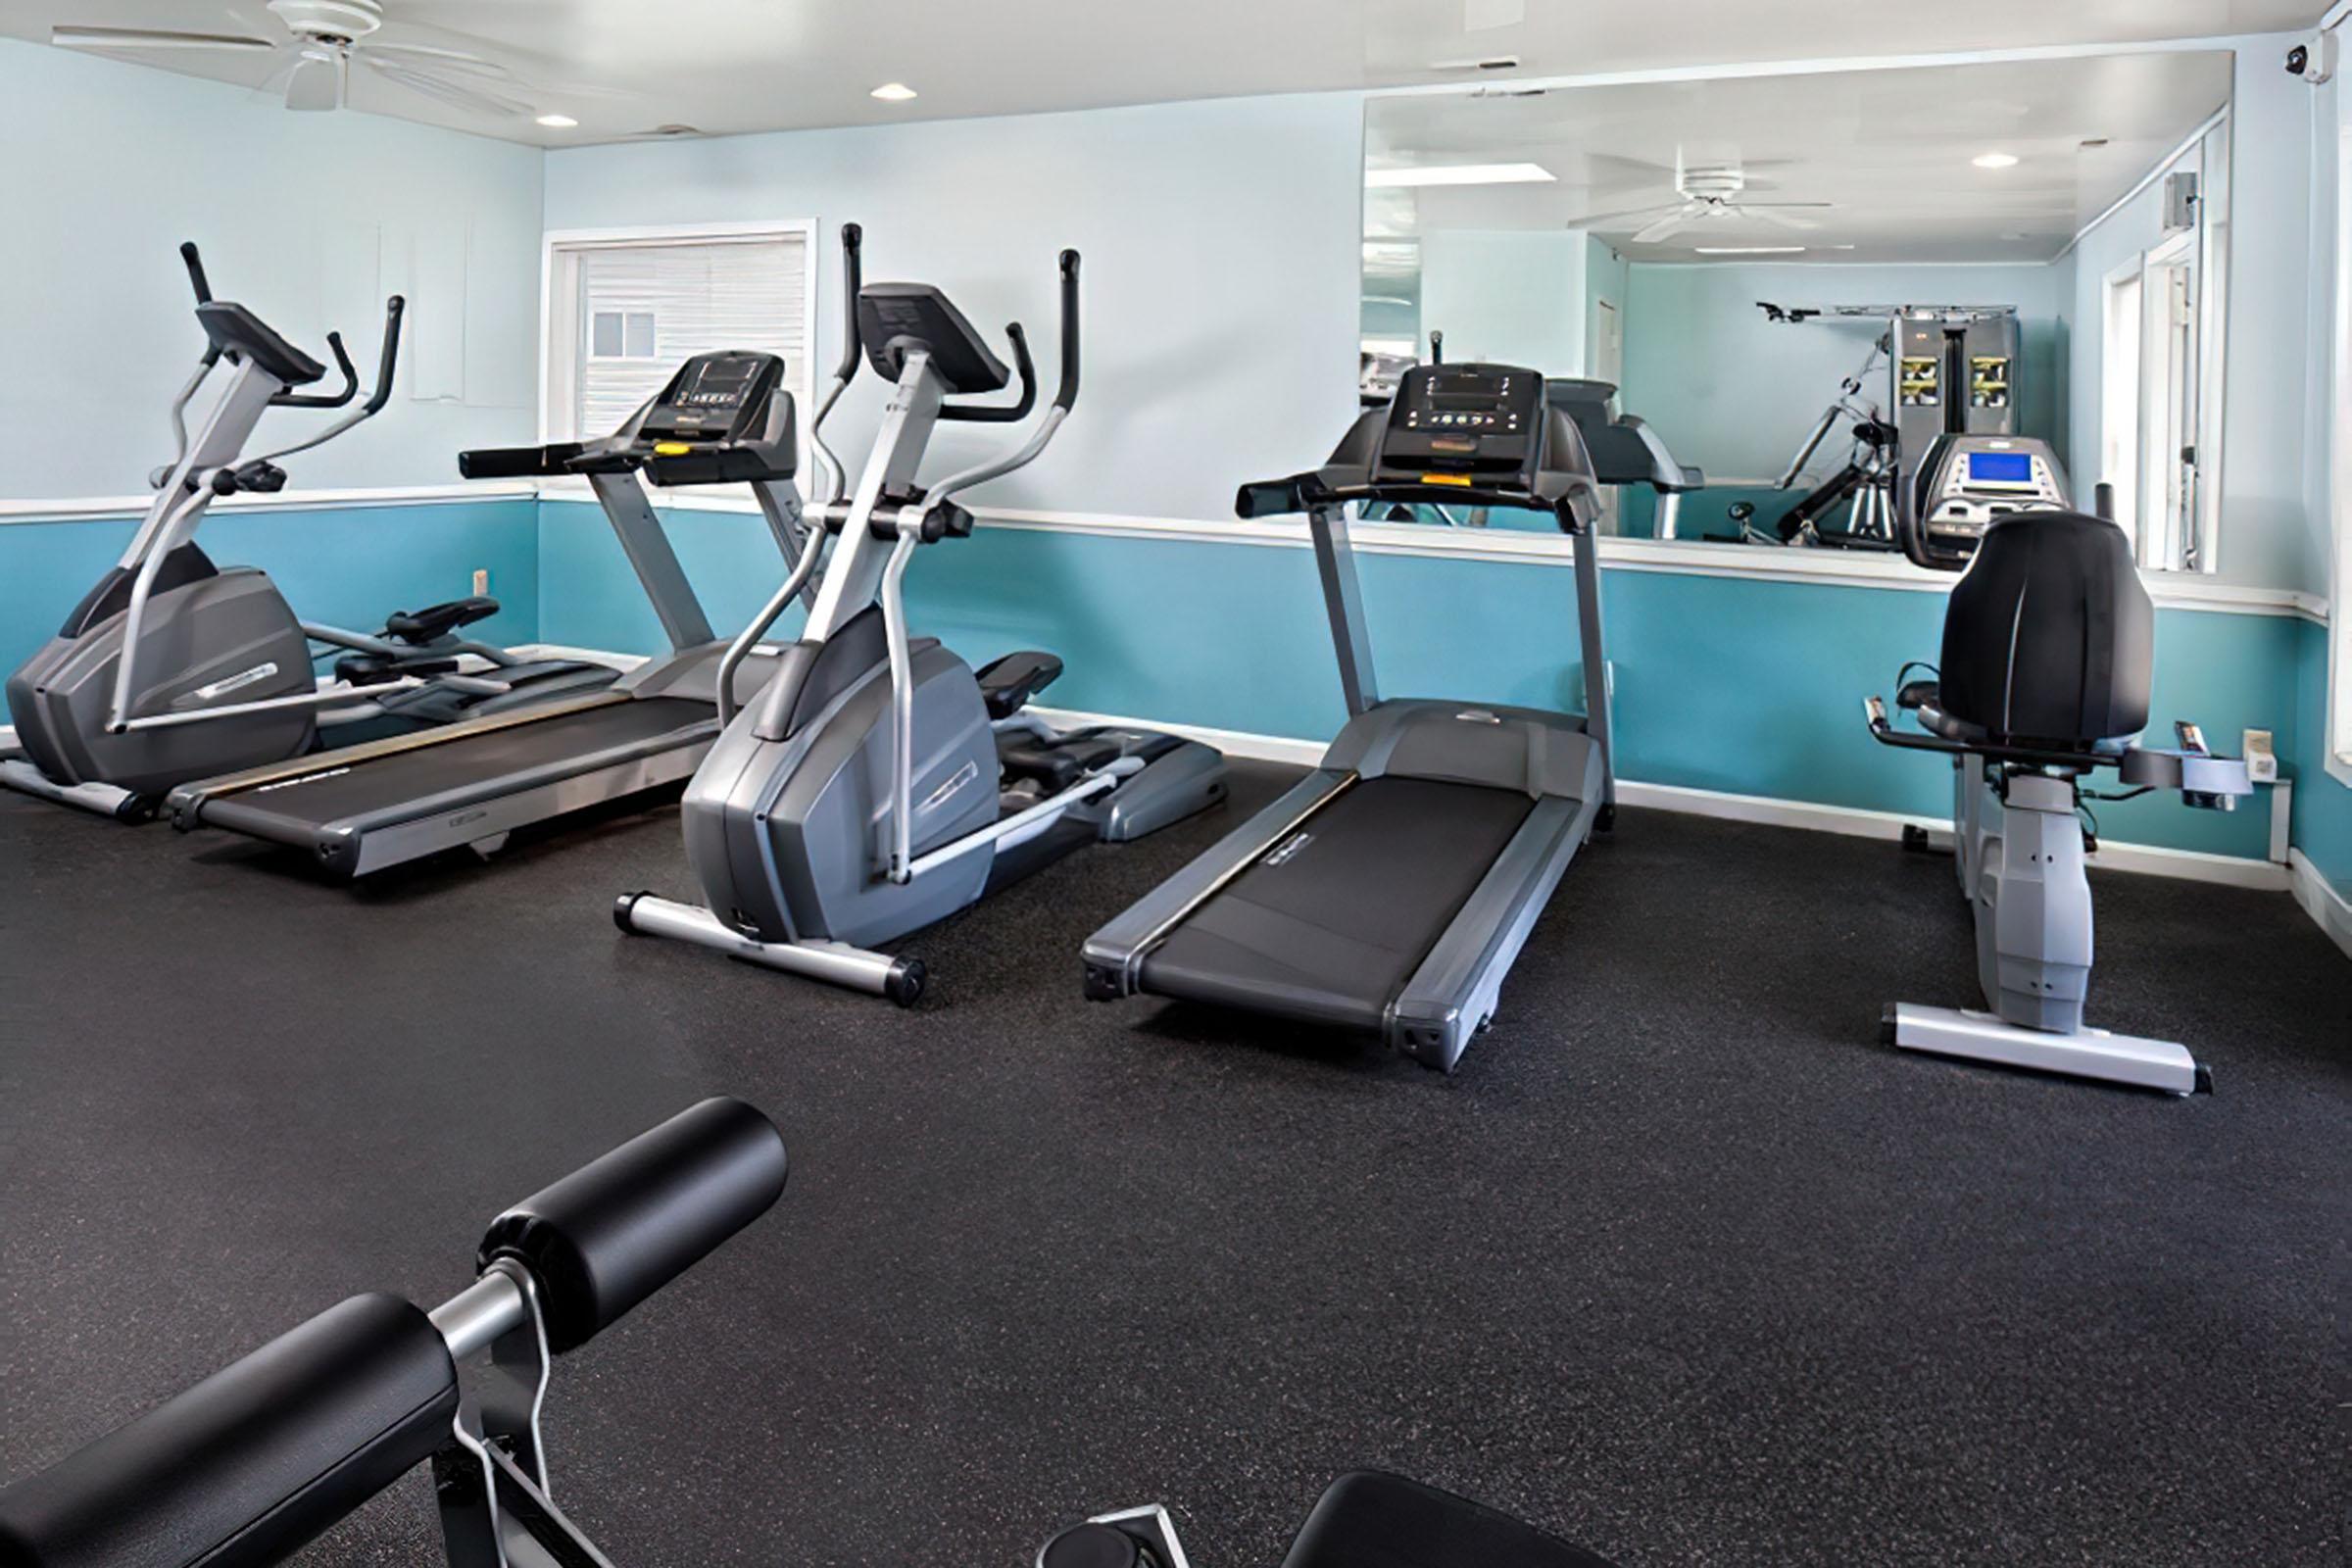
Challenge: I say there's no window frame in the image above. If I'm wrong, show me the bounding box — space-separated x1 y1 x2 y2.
538 219 821 487
2330 87 2352 783
2099 256 2144 547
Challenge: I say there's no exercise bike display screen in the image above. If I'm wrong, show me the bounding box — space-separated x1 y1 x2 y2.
1966 451 2034 485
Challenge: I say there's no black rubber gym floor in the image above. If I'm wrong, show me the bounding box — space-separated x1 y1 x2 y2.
1 764 2344 1566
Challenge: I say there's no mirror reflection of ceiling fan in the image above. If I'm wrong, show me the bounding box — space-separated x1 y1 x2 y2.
1567 151 1832 244
51 0 616 119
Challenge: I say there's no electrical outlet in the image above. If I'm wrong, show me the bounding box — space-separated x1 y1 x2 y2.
2242 728 2278 784
473 568 490 596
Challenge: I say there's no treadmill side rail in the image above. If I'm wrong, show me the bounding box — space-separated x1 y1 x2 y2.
1082 768 1353 998
1390 787 1597 1070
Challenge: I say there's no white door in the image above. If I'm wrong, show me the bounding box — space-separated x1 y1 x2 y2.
1591 297 1624 531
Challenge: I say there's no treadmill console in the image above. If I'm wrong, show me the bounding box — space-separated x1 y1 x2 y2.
637 352 787 445
620 351 798 485
1380 365 1544 489
1915 435 2069 559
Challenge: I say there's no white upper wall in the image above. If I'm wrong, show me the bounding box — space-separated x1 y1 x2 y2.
543 94 1365 524
0 37 543 502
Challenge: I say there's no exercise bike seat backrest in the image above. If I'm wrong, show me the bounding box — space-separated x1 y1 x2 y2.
1932 510 2153 751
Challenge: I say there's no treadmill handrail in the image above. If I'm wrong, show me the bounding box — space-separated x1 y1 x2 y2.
1238 470 1596 530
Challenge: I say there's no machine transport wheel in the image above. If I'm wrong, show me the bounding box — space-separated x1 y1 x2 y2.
884 958 926 1008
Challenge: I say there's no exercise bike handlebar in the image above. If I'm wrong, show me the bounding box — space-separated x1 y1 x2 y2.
0 1100 788 1568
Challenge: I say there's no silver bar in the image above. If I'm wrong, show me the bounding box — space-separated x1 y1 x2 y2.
1655 490 1682 540
430 1270 528 1361
878 527 923 882
108 486 240 732
116 676 427 733
1571 531 1614 809
587 469 715 654
904 761 1135 881
925 403 1069 514
0 759 145 818
162 356 215 486
620 897 902 993
808 370 852 504
1305 503 1379 716
716 521 829 726
1886 1003 2205 1096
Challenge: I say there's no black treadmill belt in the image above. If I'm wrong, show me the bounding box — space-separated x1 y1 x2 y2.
212 698 711 826
1141 776 1536 1033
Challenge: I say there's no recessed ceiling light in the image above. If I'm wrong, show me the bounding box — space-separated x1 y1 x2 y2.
535 113 577 128
1973 151 2021 170
1366 162 1554 189
870 81 917 102
1693 245 1806 255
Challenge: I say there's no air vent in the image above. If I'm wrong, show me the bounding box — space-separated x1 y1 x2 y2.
648 122 703 137
2079 136 2110 148
1429 53 1520 72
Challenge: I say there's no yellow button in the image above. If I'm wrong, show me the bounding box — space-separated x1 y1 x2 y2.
1419 473 1473 486
653 441 692 457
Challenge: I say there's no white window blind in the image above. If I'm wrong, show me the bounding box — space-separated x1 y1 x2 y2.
571 236 808 437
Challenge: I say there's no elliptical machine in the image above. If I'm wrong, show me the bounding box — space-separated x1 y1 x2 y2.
2 244 612 821
614 227 1226 1003
1864 436 2251 1094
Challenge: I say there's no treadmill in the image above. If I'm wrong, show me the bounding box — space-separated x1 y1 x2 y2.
1545 378 1704 538
1082 363 1614 1071
163 352 813 880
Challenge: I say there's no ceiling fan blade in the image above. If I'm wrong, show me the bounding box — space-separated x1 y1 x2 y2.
361 40 512 77
1632 208 1701 244
1566 203 1685 231
53 24 275 50
1747 208 1822 231
1743 201 1835 210
283 50 344 111
365 58 532 118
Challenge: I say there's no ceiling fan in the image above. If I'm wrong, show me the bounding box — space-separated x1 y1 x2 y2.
1567 152 1831 245
52 0 596 119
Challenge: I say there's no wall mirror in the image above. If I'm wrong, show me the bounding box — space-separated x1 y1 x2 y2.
1361 51 2234 572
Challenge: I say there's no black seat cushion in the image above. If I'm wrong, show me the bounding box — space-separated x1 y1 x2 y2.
1281 1472 1619 1568
1937 510 2152 749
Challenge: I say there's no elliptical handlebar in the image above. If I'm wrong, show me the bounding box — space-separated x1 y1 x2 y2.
178 241 214 306
939 321 1037 423
915 246 1083 522
1054 248 1081 411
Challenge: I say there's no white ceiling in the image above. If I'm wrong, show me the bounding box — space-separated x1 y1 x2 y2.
1369 51 2238 265
0 0 2319 146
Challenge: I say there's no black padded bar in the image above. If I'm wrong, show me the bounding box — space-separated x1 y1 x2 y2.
477 1098 788 1354
0 1295 459 1568
1282 1472 1619 1568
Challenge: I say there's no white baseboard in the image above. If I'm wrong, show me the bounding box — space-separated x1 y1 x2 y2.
6 656 2336 944
1029 703 2294 893
2289 849 2352 958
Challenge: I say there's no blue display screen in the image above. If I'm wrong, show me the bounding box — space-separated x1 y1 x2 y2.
1968 451 2034 483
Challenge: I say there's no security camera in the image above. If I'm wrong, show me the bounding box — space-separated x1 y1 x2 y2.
2287 32 2335 85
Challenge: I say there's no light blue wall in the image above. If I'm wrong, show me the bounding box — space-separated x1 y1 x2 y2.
0 36 542 500
1619 261 2066 485
543 94 1365 526
535 498 2286 858
1420 231 1590 374
0 501 542 679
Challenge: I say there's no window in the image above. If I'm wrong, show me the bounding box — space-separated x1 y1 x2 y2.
2097 232 2209 572
542 221 817 459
